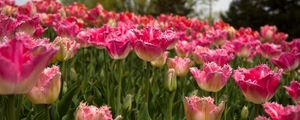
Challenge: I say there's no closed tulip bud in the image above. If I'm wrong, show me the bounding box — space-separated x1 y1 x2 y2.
27 65 61 104
151 51 168 67
123 94 133 111
165 69 177 91
284 81 300 104
241 106 249 120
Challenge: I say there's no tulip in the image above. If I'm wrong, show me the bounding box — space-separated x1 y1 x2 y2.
105 40 131 60
190 62 232 92
233 64 282 104
260 25 277 42
175 41 195 57
193 46 233 66
27 65 61 104
258 43 282 59
271 51 300 71
165 68 177 91
151 51 168 67
262 102 300 120
168 56 193 77
184 96 225 120
15 14 45 37
284 80 300 104
0 33 57 94
255 116 270 120
53 17 81 38
134 27 176 61
0 14 19 39
52 36 80 62
75 102 113 120
241 106 249 120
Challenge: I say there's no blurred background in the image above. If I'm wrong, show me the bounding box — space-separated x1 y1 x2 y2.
16 0 300 40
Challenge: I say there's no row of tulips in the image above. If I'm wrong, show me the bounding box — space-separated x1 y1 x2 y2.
0 0 299 120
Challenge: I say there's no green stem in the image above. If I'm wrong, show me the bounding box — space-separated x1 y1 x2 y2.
167 91 176 120
7 95 17 120
116 60 123 115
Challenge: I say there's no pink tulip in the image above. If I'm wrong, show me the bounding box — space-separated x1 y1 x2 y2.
75 102 113 120
193 46 233 66
53 17 81 37
204 29 228 46
151 51 168 67
175 40 195 57
262 102 300 120
260 25 277 42
0 14 19 39
15 14 45 37
27 65 61 104
255 116 270 120
105 40 131 60
76 25 111 48
271 51 300 71
190 62 232 92
134 27 176 61
258 43 282 59
233 64 282 104
52 36 80 62
168 56 193 77
184 96 225 120
0 33 57 94
284 81 300 104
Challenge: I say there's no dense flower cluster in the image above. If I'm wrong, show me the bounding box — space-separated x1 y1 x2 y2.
0 0 299 119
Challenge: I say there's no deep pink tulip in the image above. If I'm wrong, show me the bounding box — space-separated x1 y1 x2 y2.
134 27 176 61
263 102 300 120
0 33 57 94
76 25 111 48
233 64 282 104
190 62 232 92
75 102 113 120
168 56 193 77
0 14 19 38
105 40 131 60
15 14 45 37
258 43 282 59
27 65 61 104
53 17 81 37
284 81 300 104
184 96 225 120
52 36 80 62
271 51 300 71
175 40 195 57
193 46 233 66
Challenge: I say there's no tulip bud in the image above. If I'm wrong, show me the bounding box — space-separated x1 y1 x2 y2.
165 69 177 91
27 65 61 104
123 94 133 111
151 51 168 67
241 106 249 120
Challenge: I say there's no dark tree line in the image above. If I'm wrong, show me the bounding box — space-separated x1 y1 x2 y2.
221 0 300 40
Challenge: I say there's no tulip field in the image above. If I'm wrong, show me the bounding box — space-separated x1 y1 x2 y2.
0 1 300 120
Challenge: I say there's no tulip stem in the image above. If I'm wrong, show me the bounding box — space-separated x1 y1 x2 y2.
167 91 176 120
7 95 17 120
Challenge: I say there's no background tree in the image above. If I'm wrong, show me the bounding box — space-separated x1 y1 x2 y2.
61 0 196 17
221 0 300 40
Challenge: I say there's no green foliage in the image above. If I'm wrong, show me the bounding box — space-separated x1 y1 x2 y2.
221 0 300 40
